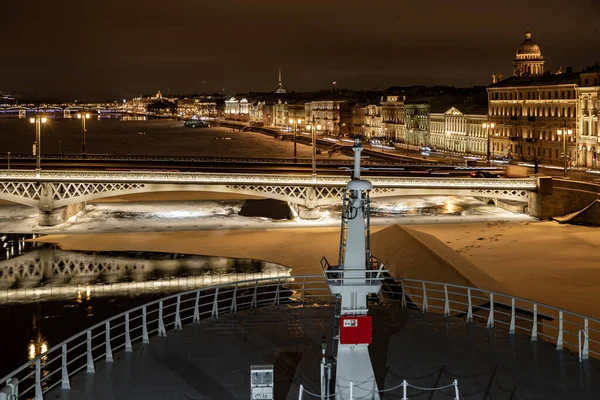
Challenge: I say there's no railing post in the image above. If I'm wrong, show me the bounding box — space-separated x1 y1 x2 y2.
142 306 150 344
230 284 238 313
509 298 516 335
105 321 113 362
86 330 95 373
252 280 258 308
125 313 132 352
61 343 71 389
422 282 428 313
158 301 167 337
467 289 473 323
174 295 182 330
583 318 589 360
556 311 563 350
193 291 200 323
298 384 304 400
274 279 280 305
531 304 538 341
301 279 306 304
486 293 494 329
443 284 450 317
401 280 407 309
453 379 459 400
402 380 407 400
349 381 353 400
212 287 220 318
35 359 43 400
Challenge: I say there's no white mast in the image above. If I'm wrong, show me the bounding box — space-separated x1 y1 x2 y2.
321 138 386 400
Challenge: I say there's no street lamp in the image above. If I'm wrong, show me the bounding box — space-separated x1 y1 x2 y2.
483 122 495 165
29 115 47 176
306 119 321 179
289 117 302 163
557 126 573 177
77 112 91 158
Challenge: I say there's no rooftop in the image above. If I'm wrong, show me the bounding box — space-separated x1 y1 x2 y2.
489 73 580 88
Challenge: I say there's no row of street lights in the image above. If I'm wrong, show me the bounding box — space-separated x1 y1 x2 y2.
27 113 90 175
288 117 321 179
483 121 573 177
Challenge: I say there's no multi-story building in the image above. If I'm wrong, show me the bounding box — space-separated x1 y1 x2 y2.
224 97 249 122
352 103 383 139
488 74 579 163
577 65 600 168
488 31 579 163
404 103 430 147
430 106 488 157
381 95 405 142
305 100 349 136
273 99 288 127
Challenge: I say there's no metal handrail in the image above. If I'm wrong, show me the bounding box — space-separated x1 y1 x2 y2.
1 275 598 399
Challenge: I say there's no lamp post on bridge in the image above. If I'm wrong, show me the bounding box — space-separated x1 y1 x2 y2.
306 117 321 180
483 122 495 165
289 117 302 163
77 112 91 158
557 124 573 178
29 115 47 176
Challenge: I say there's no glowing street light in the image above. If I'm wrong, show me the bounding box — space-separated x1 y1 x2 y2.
483 122 495 165
77 112 91 158
29 115 47 176
289 117 303 163
557 126 573 177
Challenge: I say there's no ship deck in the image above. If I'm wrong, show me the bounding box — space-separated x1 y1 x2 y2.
48 303 600 400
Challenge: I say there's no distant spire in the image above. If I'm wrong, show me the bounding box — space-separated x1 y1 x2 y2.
275 66 286 94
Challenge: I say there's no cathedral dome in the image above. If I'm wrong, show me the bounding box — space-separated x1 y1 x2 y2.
515 31 542 59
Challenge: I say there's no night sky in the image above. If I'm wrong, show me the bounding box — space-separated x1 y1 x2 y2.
2 0 600 101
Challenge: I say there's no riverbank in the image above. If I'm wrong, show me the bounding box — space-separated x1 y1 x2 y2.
32 220 600 320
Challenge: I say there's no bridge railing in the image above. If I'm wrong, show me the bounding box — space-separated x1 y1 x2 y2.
1 275 598 399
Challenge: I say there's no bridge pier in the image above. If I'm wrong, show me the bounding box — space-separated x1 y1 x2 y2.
38 202 86 226
294 204 321 219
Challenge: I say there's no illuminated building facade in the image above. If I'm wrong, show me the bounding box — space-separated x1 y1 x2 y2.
381 96 406 143
224 97 249 121
352 104 383 139
487 76 578 163
577 66 600 168
304 100 349 136
430 108 488 156
404 103 430 147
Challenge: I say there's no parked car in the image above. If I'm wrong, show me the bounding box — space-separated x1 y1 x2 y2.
470 170 500 178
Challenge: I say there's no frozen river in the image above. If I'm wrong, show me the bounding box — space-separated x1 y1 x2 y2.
0 196 532 234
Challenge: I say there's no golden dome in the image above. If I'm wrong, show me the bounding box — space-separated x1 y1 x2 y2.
515 31 542 59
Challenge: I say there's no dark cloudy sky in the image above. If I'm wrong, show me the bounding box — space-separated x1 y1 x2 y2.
2 0 600 100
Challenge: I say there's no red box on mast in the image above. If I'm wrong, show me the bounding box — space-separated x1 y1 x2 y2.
339 316 372 345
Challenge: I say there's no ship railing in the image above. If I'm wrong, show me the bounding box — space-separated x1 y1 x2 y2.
320 256 388 286
1 275 599 399
386 278 599 364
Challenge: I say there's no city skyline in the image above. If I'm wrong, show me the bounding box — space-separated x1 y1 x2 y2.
2 0 600 101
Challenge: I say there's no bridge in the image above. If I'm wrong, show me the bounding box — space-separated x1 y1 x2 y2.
0 170 538 225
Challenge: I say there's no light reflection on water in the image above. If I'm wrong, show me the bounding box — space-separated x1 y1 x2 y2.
325 196 498 219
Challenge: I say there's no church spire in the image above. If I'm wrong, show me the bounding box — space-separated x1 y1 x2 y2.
275 66 286 93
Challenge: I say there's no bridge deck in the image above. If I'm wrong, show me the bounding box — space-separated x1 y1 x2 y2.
48 304 599 400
